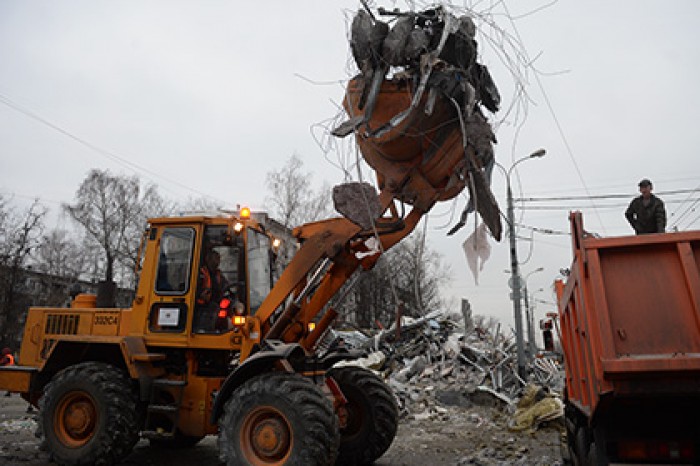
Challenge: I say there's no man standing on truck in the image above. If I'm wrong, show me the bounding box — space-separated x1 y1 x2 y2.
625 178 666 234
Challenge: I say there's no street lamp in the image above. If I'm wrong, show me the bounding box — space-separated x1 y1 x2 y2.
496 148 546 378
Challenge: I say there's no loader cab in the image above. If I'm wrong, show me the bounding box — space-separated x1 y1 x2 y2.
138 213 274 338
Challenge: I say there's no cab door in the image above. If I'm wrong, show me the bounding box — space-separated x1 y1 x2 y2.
147 226 197 334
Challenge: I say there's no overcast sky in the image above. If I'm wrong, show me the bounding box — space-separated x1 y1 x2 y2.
1 1 699 331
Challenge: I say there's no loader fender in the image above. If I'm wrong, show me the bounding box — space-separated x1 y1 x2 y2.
41 341 126 384
211 341 307 423
317 349 363 368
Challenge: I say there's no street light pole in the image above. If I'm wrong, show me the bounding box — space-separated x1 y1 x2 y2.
505 177 527 377
499 148 546 378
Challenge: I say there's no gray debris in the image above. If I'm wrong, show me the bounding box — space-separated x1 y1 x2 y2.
331 308 565 433
332 182 383 230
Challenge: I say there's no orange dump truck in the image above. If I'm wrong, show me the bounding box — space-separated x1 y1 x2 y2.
557 212 700 465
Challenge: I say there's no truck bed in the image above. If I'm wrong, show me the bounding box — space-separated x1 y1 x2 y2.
558 212 700 418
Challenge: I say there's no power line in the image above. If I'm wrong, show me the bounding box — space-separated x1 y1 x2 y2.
515 222 569 236
669 182 700 228
516 188 700 202
516 198 700 211
683 210 700 230
0 190 63 206
673 199 700 230
500 1 607 234
0 91 224 204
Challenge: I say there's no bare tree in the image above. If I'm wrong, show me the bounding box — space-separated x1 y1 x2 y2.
339 231 450 329
64 170 167 294
34 228 92 306
118 186 173 290
263 156 450 330
0 196 47 347
179 196 224 214
389 231 450 317
265 154 333 228
35 229 85 279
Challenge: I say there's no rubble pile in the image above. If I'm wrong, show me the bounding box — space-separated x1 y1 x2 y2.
333 310 564 429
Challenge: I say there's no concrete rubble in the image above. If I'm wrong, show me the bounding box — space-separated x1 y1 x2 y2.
331 309 565 432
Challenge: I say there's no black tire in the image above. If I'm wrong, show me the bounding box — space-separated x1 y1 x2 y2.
39 362 140 466
218 372 339 466
328 366 398 466
574 425 591 466
587 442 598 466
564 412 577 466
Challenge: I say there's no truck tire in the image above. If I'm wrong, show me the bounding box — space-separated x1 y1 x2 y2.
328 366 398 466
218 372 339 466
38 362 140 466
587 442 599 466
564 412 578 466
574 426 587 465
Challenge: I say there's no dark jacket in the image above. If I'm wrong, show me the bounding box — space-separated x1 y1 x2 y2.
625 194 666 234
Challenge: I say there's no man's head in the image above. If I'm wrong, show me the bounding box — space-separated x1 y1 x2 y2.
1 348 11 356
205 250 221 271
638 178 653 198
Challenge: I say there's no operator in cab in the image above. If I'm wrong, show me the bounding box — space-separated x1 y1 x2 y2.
194 249 228 332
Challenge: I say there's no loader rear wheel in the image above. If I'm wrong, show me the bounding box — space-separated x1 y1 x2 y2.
39 362 140 466
218 372 339 466
328 366 398 466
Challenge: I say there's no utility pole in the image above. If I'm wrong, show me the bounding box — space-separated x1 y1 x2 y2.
498 148 546 379
506 179 526 378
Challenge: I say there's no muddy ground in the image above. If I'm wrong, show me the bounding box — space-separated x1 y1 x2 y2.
0 393 563 465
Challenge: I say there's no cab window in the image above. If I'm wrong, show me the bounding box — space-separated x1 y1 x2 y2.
193 225 244 333
155 228 195 295
247 228 272 315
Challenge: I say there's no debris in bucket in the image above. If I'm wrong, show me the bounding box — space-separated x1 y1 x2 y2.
333 3 503 240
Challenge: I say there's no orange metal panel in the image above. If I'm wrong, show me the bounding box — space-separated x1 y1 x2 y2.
597 242 700 357
91 311 122 336
677 241 700 331
585 250 616 397
602 355 700 374
559 212 700 422
0 367 35 393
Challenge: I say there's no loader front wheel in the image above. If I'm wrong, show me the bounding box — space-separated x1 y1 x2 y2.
218 372 339 466
39 362 140 466
328 366 398 465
